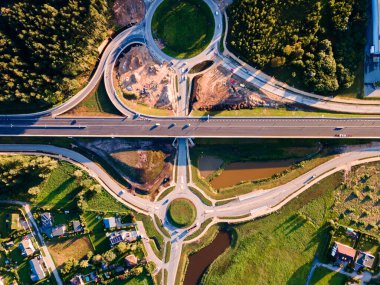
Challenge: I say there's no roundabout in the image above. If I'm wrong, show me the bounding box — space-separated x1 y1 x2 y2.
151 0 215 59
167 198 197 228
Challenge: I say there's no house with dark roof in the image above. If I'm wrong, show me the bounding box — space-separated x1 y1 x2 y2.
19 236 36 257
331 242 357 265
29 257 46 282
103 217 116 229
355 251 375 270
72 220 83 233
40 213 52 228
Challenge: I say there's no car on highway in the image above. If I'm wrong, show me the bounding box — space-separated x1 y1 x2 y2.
70 119 76 125
183 123 191 129
155 123 160 127
304 175 316 184
163 199 169 206
168 123 176 129
118 190 125 196
334 127 344 130
335 134 347 137
215 11 219 15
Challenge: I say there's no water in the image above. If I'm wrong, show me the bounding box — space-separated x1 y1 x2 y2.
184 231 231 285
210 160 295 189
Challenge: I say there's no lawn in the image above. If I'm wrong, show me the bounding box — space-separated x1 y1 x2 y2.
84 189 132 213
64 78 121 117
151 0 215 58
47 236 94 268
310 267 347 285
167 199 196 228
201 172 343 285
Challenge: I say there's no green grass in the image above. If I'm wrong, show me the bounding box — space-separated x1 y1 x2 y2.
136 213 165 258
191 108 380 118
156 186 175 201
201 172 344 285
189 187 212 206
152 0 215 58
34 162 81 210
67 78 121 116
84 189 131 213
83 211 109 253
310 267 347 285
167 198 196 228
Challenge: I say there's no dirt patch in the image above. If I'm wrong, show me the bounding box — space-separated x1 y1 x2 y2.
198 156 223 178
47 236 93 268
190 62 294 112
115 45 176 112
76 139 175 197
112 0 145 27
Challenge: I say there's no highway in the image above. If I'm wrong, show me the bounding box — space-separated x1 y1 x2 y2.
2 116 380 138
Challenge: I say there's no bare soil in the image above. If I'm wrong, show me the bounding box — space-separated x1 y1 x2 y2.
191 62 293 112
112 0 145 27
115 45 176 112
77 139 175 197
47 236 93 268
198 156 223 178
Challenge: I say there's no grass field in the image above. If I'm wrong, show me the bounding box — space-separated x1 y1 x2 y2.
65 78 121 117
202 172 343 284
310 267 347 285
151 0 215 58
47 236 93 267
191 107 380 118
167 199 197 228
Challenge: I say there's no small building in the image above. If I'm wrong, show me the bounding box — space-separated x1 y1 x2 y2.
331 242 356 265
103 217 116 229
70 275 85 285
125 254 138 267
51 225 66 237
40 213 52 228
72 220 83 233
29 257 46 282
107 230 140 247
19 236 36 257
355 251 375 270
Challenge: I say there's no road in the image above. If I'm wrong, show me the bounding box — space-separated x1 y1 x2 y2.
2 117 380 138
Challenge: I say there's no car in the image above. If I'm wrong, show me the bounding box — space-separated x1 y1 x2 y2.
163 199 169 206
218 24 221 29
70 119 76 125
334 127 344 130
168 123 176 129
215 11 219 15
118 190 125 196
182 75 186 81
183 123 191 129
154 123 160 127
335 134 347 137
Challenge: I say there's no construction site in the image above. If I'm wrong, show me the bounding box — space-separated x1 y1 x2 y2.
115 44 176 112
190 62 293 112
112 0 145 27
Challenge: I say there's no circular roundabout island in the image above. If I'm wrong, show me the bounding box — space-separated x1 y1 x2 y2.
167 198 197 228
151 0 215 59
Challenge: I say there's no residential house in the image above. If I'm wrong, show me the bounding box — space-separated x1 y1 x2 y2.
19 236 36 257
40 213 52 228
107 230 140 247
29 257 46 282
72 220 83 233
125 254 138 267
355 251 375 270
103 217 116 229
51 225 66 238
70 275 85 285
331 242 356 265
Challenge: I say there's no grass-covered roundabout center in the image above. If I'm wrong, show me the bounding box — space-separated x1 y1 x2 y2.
151 0 215 59
167 198 197 228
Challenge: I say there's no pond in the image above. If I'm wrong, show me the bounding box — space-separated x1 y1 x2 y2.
210 159 296 189
184 231 231 285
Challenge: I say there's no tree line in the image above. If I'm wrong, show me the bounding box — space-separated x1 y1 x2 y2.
0 0 110 109
227 0 367 94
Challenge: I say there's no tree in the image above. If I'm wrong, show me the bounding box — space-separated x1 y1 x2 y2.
28 186 40 196
116 242 127 254
79 260 89 268
73 170 83 180
102 250 116 263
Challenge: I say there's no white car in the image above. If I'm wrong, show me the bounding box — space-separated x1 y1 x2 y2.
215 11 219 15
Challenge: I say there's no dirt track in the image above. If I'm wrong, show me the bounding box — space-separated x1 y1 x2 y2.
112 0 145 27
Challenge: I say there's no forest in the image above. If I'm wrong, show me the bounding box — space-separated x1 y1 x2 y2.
0 0 110 111
227 0 367 94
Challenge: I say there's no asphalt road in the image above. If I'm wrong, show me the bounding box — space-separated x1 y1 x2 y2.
2 117 380 138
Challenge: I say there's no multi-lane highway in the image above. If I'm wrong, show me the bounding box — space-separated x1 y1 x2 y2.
2 116 380 138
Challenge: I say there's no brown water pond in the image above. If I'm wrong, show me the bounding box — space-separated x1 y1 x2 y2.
198 156 224 178
210 159 296 189
184 231 231 285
